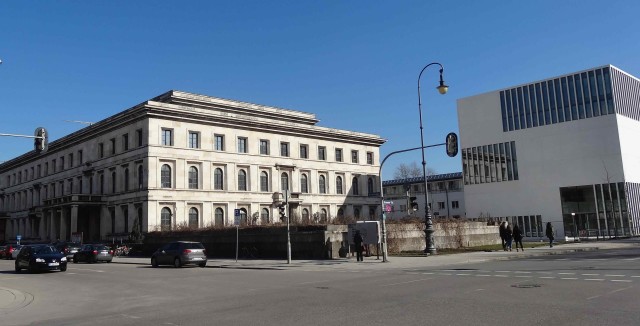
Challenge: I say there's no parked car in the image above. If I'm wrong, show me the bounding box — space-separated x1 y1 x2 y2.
54 242 82 260
15 244 67 273
151 241 207 268
73 244 113 263
0 245 6 259
3 244 20 259
10 245 23 260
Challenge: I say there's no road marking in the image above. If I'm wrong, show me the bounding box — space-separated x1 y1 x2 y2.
495 271 511 273
604 274 626 277
477 274 491 277
607 286 633 294
561 278 578 280
421 272 434 275
611 280 632 283
623 258 640 261
587 295 601 300
631 276 640 278
584 279 605 281
556 258 569 261
558 273 576 275
382 278 433 287
456 273 471 276
581 274 600 276
514 271 531 274
68 267 104 273
536 271 553 274
515 276 532 278
439 273 453 276
539 277 555 279
493 275 508 278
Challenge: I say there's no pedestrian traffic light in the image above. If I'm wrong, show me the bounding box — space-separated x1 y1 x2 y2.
409 196 418 212
445 132 458 157
278 205 286 220
34 127 48 153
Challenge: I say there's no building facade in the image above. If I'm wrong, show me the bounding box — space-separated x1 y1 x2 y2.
382 172 465 219
458 65 640 239
0 91 385 243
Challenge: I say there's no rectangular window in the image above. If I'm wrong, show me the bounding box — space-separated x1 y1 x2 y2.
568 75 578 120
438 202 445 209
45 162 49 176
136 129 143 147
37 165 41 178
335 148 343 162
523 85 532 128
603 67 614 114
110 138 116 155
69 153 74 168
366 152 373 165
554 78 564 122
529 84 538 127
52 159 57 173
122 134 129 151
351 150 359 163
161 129 173 146
280 142 290 157
510 141 519 180
581 72 592 118
500 91 507 132
60 157 65 170
189 131 200 149
561 77 571 121
517 87 525 129
214 134 225 151
506 89 514 131
588 70 600 117
99 143 104 158
78 150 83 165
511 88 520 130
318 146 326 160
300 144 308 159
260 139 269 155
451 201 459 209
237 137 248 153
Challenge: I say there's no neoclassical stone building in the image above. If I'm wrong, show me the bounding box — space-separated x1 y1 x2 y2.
0 91 385 243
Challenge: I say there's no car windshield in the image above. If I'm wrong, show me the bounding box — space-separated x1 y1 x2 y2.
33 246 57 254
68 243 81 248
95 246 109 251
185 243 205 249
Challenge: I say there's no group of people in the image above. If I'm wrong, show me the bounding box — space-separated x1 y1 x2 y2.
499 221 556 251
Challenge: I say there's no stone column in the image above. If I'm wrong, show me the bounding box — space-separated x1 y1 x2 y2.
39 215 46 240
70 205 78 234
59 208 68 241
48 210 56 241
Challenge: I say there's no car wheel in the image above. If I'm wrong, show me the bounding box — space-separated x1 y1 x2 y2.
73 257 78 263
60 265 67 272
198 262 206 268
173 258 181 268
151 257 158 268
15 263 21 273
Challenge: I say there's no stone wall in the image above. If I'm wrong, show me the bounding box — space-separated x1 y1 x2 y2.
142 222 500 259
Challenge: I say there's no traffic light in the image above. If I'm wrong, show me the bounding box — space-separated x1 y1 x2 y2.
445 132 458 157
409 196 418 212
278 205 286 220
34 127 48 153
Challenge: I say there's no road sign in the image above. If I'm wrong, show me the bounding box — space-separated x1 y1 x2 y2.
383 201 393 213
234 209 241 225
17 235 21 241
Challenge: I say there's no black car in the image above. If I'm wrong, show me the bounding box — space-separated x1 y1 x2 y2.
73 244 113 263
15 244 68 273
151 241 207 268
54 242 82 260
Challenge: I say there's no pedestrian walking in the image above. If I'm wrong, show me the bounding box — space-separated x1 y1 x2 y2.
499 221 507 251
354 230 364 262
504 223 513 251
546 222 555 248
512 224 524 252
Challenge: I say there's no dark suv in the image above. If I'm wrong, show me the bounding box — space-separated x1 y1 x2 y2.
151 241 207 268
54 242 82 260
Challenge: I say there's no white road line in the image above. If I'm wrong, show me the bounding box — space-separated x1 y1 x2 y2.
584 279 605 281
382 278 433 287
514 271 531 274
539 276 556 279
607 286 634 295
493 275 508 278
587 295 601 300
456 273 471 276
68 268 104 273
582 274 600 276
561 278 578 280
477 274 491 277
439 273 452 276
631 276 640 278
556 258 569 261
558 272 576 275
515 276 532 278
421 272 434 275
495 271 511 273
536 271 553 274
611 280 632 283
605 274 626 277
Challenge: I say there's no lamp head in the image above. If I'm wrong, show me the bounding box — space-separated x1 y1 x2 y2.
436 68 448 94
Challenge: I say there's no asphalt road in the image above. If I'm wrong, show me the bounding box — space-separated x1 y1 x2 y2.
1 247 639 326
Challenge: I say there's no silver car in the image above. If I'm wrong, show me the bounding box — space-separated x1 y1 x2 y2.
151 241 207 268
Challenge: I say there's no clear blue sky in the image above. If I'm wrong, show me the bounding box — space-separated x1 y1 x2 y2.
2 1 639 179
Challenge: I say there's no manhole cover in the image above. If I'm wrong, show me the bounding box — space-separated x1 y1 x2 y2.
511 284 542 288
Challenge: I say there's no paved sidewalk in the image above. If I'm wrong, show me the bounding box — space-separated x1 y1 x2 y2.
112 238 640 271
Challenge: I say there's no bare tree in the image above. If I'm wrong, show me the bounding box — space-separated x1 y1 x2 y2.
393 162 436 179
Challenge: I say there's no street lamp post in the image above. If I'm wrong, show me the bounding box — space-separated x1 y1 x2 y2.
417 62 449 255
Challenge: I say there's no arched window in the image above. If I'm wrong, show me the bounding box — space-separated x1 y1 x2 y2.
137 165 144 190
189 207 199 228
214 168 224 190
136 206 143 233
188 166 198 189
214 207 224 225
100 173 105 194
321 208 328 223
238 170 247 191
352 177 359 195
280 172 289 191
367 177 374 195
111 171 117 193
240 208 248 224
354 208 361 219
261 208 270 224
124 169 130 191
161 164 172 188
337 208 344 218
302 208 310 223
369 207 376 219
336 176 343 194
161 207 172 231
319 175 326 194
300 174 308 193
260 171 269 192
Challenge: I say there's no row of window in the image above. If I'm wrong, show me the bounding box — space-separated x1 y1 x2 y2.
462 141 518 185
159 164 377 195
384 180 463 196
161 128 375 164
3 129 144 188
500 67 614 132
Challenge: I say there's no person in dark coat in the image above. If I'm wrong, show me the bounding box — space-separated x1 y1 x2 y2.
546 222 555 248
354 230 364 262
499 222 507 251
512 224 524 252
504 223 513 251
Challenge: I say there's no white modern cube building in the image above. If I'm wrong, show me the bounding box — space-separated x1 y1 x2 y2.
0 91 385 243
458 65 640 238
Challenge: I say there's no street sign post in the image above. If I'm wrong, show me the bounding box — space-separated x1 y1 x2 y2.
234 209 240 262
17 235 22 245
